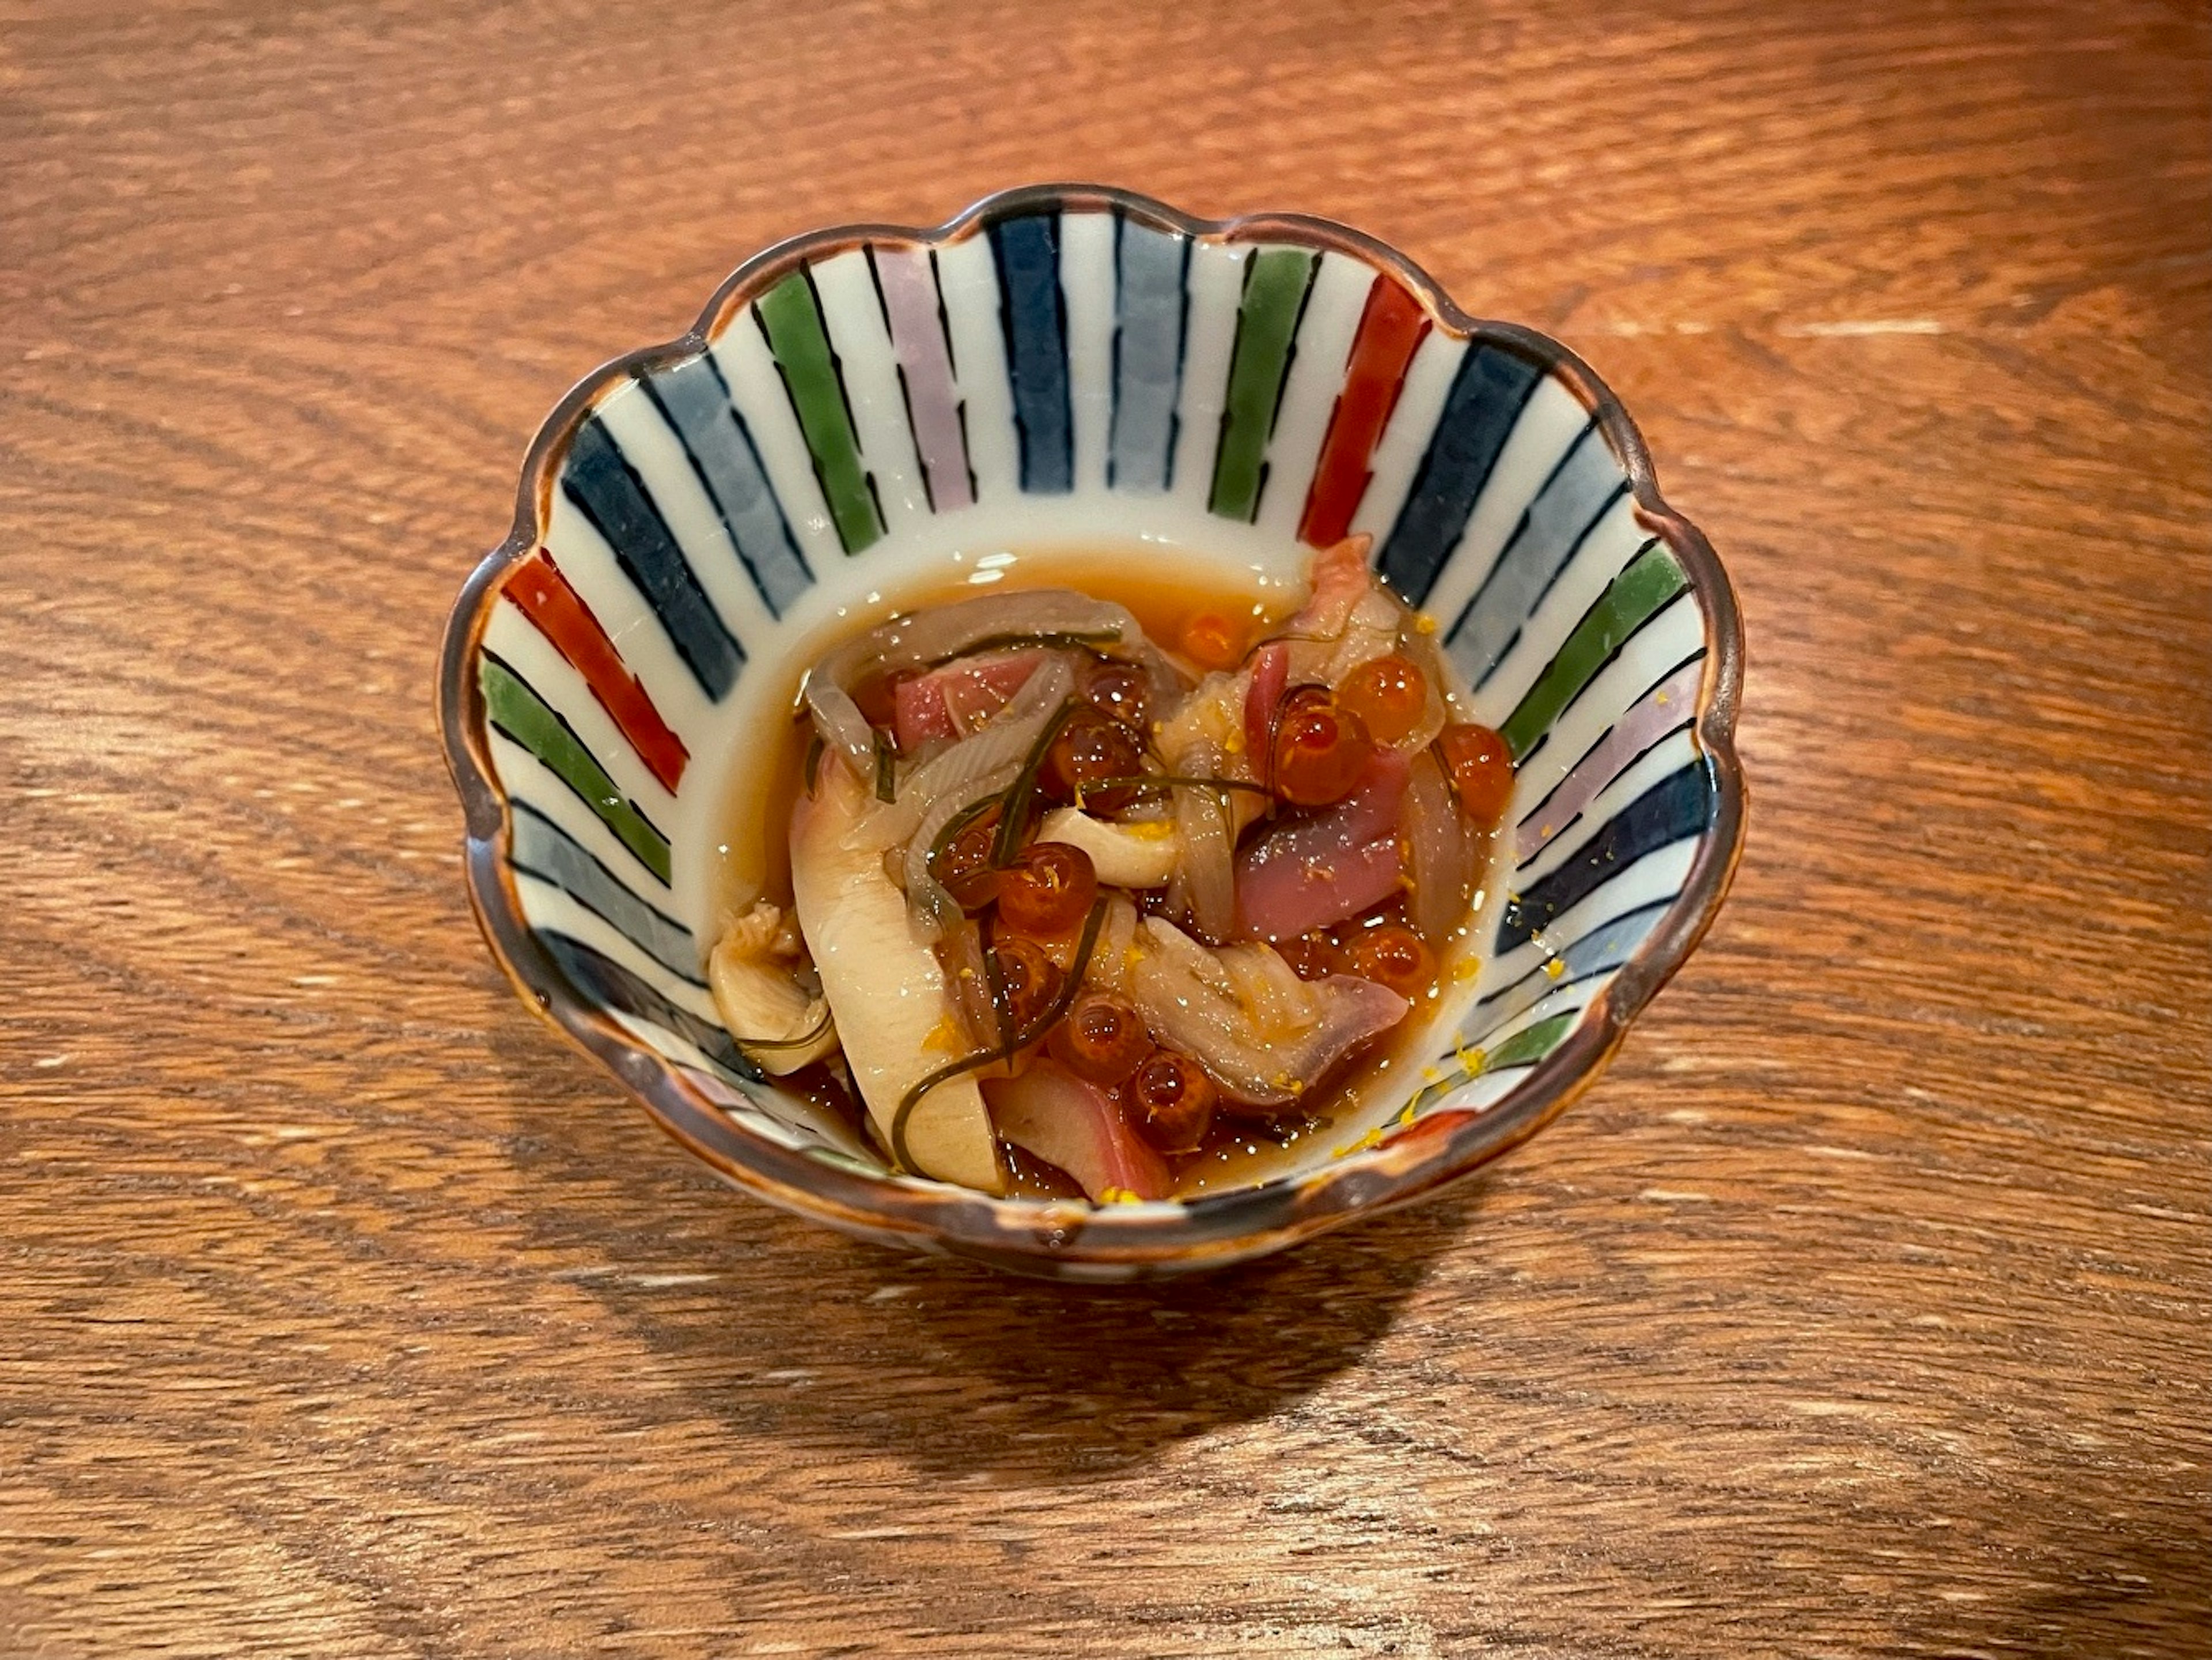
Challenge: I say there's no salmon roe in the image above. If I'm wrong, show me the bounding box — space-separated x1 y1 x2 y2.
933 808 1003 912
1338 653 1429 746
1271 687 1374 807
1437 722 1515 824
1047 990 1151 1087
1130 1051 1218 1155
995 841 1097 938
1078 659 1150 729
1179 611 1248 671
1344 924 1435 999
989 936 1063 1034
1041 708 1144 814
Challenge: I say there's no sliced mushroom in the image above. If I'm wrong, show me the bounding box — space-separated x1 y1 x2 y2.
1036 806 1180 888
708 901 838 1074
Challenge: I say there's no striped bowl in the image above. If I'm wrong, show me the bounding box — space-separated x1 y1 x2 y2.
438 184 1745 1280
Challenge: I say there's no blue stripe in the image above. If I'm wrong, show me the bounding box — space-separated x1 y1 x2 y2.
509 801 700 985
640 356 813 619
1377 343 1544 607
561 417 744 701
991 213 1073 493
1108 218 1188 493
537 930 761 1083
1444 423 1627 691
1495 763 1712 952
1474 898 1671 1027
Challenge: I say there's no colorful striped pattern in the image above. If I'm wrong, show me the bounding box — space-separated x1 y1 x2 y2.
503 549 690 792
479 652 671 885
469 198 1729 1177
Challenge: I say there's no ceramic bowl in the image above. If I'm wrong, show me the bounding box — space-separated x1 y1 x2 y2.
438 183 1745 1280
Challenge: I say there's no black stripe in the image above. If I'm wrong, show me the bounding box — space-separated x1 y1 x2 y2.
1489 493 1640 692
1376 343 1544 607
515 863 706 989
1167 231 1190 493
990 212 1073 493
932 246 960 379
1106 217 1191 494
562 416 744 701
537 930 761 1083
1107 207 1123 490
1494 763 1713 952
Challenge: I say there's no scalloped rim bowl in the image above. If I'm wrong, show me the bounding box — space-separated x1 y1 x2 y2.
438 184 1745 1280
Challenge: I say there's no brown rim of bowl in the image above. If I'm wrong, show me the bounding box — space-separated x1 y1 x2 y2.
436 181 1748 1274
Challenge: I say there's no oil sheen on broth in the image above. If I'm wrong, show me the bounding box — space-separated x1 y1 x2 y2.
706 539 1511 1204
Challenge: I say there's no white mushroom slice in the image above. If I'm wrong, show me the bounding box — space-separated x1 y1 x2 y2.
790 758 1006 1193
1037 807 1180 888
719 897 801 961
707 902 838 1075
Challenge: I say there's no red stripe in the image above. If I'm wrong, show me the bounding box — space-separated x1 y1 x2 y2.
1297 278 1430 550
503 549 690 793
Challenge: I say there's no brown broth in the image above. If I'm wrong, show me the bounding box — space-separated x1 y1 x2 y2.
1167 939 1477 1199
718 548 1498 1201
710 549 1290 930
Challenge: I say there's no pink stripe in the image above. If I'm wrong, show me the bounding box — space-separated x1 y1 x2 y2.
1516 658 1704 863
874 245 972 512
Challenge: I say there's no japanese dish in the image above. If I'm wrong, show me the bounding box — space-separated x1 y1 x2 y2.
706 535 1517 1202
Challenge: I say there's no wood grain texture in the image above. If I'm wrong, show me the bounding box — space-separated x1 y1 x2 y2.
2 0 2207 1654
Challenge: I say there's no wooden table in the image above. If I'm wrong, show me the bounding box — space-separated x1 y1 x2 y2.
5 2 2207 1653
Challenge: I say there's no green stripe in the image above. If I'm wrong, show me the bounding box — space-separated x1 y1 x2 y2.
1499 543 1687 761
756 273 881 553
1406 1011 1577 1116
1484 1011 1577 1072
480 657 672 884
1209 248 1317 521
